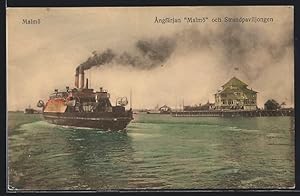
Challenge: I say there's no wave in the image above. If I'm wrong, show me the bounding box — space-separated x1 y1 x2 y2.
127 132 162 140
226 126 261 133
133 120 221 126
241 177 264 185
16 120 126 133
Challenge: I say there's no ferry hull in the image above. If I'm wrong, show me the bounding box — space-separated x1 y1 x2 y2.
43 112 133 131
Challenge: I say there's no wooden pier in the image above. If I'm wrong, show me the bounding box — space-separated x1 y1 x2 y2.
171 109 294 117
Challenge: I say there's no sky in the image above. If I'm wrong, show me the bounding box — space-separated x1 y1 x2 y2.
7 6 294 110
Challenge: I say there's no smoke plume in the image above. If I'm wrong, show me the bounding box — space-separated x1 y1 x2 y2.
78 23 292 81
76 36 177 73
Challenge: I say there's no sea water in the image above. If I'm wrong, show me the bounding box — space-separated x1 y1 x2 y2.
7 112 294 190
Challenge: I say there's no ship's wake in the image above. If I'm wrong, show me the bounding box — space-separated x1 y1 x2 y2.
16 120 127 134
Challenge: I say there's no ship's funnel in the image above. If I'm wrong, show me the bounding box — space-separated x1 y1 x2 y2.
79 67 85 89
75 67 79 88
85 78 89 89
75 74 79 88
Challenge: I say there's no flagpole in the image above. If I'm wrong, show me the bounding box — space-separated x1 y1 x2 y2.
234 67 239 77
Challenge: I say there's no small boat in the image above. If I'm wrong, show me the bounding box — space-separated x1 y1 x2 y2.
24 105 35 114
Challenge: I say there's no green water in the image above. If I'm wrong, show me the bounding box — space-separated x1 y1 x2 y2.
7 112 294 190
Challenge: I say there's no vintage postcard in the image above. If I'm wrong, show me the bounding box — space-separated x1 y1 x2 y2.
7 6 294 190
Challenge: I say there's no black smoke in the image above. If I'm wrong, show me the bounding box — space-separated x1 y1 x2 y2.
76 36 177 74
77 23 292 82
171 24 292 81
76 49 116 74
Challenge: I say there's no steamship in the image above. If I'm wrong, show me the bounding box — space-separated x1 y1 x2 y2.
37 68 133 131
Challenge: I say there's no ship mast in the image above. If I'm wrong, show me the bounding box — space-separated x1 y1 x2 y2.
130 88 132 109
